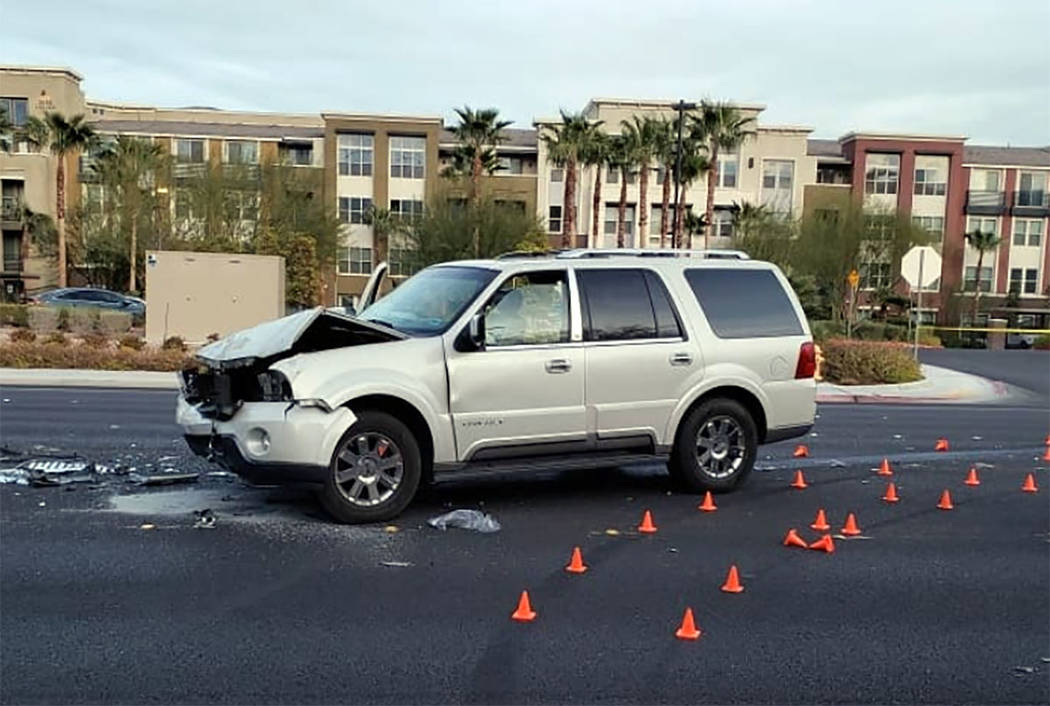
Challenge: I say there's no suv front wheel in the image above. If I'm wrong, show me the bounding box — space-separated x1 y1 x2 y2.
670 398 758 493
319 410 422 523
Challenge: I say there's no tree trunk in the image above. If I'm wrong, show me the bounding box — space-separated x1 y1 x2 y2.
616 167 628 248
471 149 482 257
660 165 671 249
562 158 576 249
971 250 984 323
675 186 687 248
56 158 67 287
637 159 649 249
129 217 138 293
704 143 718 250
590 165 602 249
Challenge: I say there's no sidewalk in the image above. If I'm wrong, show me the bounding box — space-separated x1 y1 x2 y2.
0 368 179 389
817 364 1010 404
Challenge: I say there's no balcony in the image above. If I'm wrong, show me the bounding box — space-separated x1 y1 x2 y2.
173 162 207 180
1 196 23 226
222 163 261 182
965 190 1005 215
1013 190 1050 217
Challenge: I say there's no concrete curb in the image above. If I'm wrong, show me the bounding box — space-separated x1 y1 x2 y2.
0 369 180 389
816 364 1008 405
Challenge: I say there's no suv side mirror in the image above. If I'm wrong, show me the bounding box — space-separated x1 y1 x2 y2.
468 313 486 350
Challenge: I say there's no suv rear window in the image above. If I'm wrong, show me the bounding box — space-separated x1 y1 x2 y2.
684 268 803 338
578 268 683 341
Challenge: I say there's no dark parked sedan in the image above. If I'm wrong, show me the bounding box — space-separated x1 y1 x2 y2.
32 288 145 317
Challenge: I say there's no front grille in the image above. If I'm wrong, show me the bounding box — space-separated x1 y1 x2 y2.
181 367 238 420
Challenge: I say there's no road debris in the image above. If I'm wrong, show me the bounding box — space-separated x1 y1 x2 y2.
604 528 621 536
128 472 200 486
140 523 156 530
193 508 216 529
380 560 413 568
427 509 500 533
0 469 30 485
1013 666 1035 675
383 525 399 533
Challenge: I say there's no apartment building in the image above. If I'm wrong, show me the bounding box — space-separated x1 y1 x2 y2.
806 134 1049 323
536 98 817 250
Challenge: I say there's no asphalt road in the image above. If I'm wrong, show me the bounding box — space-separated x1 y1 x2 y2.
1 353 1048 705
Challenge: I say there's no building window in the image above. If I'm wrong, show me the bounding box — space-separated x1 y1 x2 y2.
650 205 663 236
175 139 205 163
1016 171 1048 206
0 97 29 126
280 144 313 166
604 203 636 245
548 205 562 233
859 262 892 290
173 188 196 220
655 167 667 185
966 216 997 237
912 216 945 239
338 246 373 275
969 168 1001 192
864 153 899 195
338 196 373 225
224 140 258 165
388 247 417 277
607 167 637 185
913 168 947 195
1012 218 1043 247
761 160 794 214
224 190 258 221
1009 268 1039 294
550 167 564 182
389 199 424 221
713 210 734 238
390 136 425 179
716 152 738 188
338 133 373 176
963 266 994 292
498 156 524 175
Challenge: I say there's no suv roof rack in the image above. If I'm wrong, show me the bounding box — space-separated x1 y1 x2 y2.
555 248 750 260
495 250 568 259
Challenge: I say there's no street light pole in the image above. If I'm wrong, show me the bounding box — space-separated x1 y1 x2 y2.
670 100 695 249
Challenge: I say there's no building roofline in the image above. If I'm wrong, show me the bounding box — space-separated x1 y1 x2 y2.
322 112 442 125
584 97 767 111
89 100 323 122
0 65 83 81
962 162 1050 170
758 124 814 134
839 131 967 143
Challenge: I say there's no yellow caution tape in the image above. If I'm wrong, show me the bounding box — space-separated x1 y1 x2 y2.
925 326 1050 335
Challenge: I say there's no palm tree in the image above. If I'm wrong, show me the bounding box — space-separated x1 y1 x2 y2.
652 118 675 249
695 101 756 249
581 132 610 248
674 140 711 248
964 228 1002 322
606 134 636 248
441 145 502 179
541 111 600 249
95 136 166 292
0 108 14 153
17 112 98 287
449 107 511 257
365 206 401 267
622 116 660 249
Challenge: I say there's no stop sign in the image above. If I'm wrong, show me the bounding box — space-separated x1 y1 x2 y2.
900 246 942 289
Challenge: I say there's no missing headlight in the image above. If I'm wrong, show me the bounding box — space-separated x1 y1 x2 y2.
257 370 292 402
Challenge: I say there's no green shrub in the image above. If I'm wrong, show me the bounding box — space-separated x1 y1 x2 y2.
0 303 30 327
820 339 922 385
9 328 36 343
809 320 845 342
162 336 186 352
118 334 146 351
1034 334 1050 351
0 341 193 371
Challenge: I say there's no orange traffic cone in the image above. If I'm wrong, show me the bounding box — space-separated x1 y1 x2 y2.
720 565 744 593
698 491 717 512
808 534 835 553
565 546 588 574
810 508 830 531
675 607 702 640
877 458 893 476
638 510 658 533
937 489 954 510
882 482 900 503
1042 446 1050 462
964 467 980 486
935 438 949 452
1045 435 1050 446
841 512 862 536
783 528 808 548
790 470 808 489
793 444 809 458
1022 473 1038 493
511 590 536 622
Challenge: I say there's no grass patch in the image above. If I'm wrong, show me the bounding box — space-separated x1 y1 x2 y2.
820 339 922 385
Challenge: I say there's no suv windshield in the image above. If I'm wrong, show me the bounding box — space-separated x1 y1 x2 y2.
360 266 497 335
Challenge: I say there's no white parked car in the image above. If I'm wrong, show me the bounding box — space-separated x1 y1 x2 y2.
177 250 816 523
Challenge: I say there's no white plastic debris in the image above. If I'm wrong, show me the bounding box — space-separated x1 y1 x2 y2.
427 509 501 533
0 469 30 485
380 561 413 568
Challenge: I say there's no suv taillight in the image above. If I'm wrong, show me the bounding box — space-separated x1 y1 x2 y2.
795 341 816 379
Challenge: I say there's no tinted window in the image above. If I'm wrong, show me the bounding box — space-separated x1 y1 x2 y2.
643 271 683 338
579 268 676 341
684 268 804 338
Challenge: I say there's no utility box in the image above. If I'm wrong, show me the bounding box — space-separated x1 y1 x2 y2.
144 250 285 345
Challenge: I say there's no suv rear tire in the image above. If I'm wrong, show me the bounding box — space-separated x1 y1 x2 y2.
319 410 422 524
669 398 757 493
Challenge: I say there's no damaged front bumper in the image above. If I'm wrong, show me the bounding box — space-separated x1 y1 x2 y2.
177 395 355 487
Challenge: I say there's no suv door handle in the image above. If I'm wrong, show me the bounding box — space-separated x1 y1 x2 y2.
669 352 693 366
545 358 572 374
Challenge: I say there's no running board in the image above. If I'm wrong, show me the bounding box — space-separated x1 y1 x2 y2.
434 452 666 477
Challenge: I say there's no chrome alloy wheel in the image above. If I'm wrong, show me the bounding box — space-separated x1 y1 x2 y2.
333 432 404 506
694 415 746 479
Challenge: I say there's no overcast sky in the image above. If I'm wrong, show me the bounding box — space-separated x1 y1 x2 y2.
4 0 1048 144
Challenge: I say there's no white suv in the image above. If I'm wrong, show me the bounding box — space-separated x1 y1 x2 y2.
177 250 816 523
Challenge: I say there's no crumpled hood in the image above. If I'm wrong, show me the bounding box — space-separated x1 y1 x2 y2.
196 308 405 369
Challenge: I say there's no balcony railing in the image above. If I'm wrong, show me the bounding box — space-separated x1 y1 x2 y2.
173 162 207 179
965 190 1006 214
1013 190 1050 212
1 196 23 222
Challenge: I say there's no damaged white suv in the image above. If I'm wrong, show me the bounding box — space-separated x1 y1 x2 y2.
177 250 816 523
